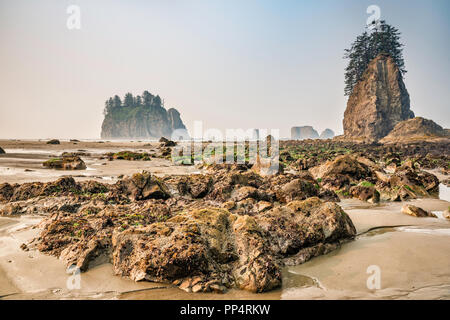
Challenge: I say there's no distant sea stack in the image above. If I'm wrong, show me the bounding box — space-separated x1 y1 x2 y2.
291 126 319 140
343 54 414 142
101 91 188 140
319 129 335 139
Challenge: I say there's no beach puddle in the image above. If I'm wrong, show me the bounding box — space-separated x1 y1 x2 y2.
396 226 450 236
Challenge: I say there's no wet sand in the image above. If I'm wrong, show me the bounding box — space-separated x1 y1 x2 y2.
0 139 199 184
0 139 449 300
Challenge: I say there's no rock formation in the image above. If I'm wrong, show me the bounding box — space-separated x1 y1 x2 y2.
343 53 414 142
101 93 188 140
291 126 319 140
1 170 357 293
379 117 449 143
43 156 87 170
401 204 437 218
320 129 335 139
46 139 60 145
0 146 4 154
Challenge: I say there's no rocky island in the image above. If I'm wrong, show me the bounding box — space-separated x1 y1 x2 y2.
101 91 188 140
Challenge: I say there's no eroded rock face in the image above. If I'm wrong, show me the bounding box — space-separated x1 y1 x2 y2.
291 126 319 140
343 54 414 142
379 117 449 144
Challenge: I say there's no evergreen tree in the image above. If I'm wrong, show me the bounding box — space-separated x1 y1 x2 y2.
344 20 406 96
103 97 114 115
112 95 122 108
142 90 153 107
123 93 134 107
135 95 142 106
153 95 162 106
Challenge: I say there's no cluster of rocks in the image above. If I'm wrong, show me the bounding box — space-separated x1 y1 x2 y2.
279 139 449 172
308 154 439 202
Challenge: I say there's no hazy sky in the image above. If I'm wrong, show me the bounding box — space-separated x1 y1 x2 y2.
0 0 449 139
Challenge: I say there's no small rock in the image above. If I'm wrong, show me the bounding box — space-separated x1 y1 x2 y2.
401 204 437 218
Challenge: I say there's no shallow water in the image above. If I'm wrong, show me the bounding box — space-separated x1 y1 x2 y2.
439 184 450 202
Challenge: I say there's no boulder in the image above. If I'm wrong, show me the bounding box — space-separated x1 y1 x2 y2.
349 185 380 203
177 174 213 198
46 139 60 145
117 171 170 200
309 155 372 190
43 156 86 170
159 136 176 147
277 178 318 202
443 208 450 221
343 54 414 142
401 204 437 218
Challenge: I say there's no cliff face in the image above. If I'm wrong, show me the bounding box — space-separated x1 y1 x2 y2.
343 53 414 142
101 104 187 140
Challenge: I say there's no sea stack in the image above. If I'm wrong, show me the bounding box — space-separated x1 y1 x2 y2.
291 126 319 140
343 53 414 142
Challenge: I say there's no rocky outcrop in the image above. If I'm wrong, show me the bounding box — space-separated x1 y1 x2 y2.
101 93 188 140
379 117 449 143
343 54 414 142
320 129 335 139
43 156 86 170
291 126 319 140
2 168 358 293
36 198 355 293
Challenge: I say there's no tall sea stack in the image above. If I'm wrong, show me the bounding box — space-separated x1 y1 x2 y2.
343 53 414 142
